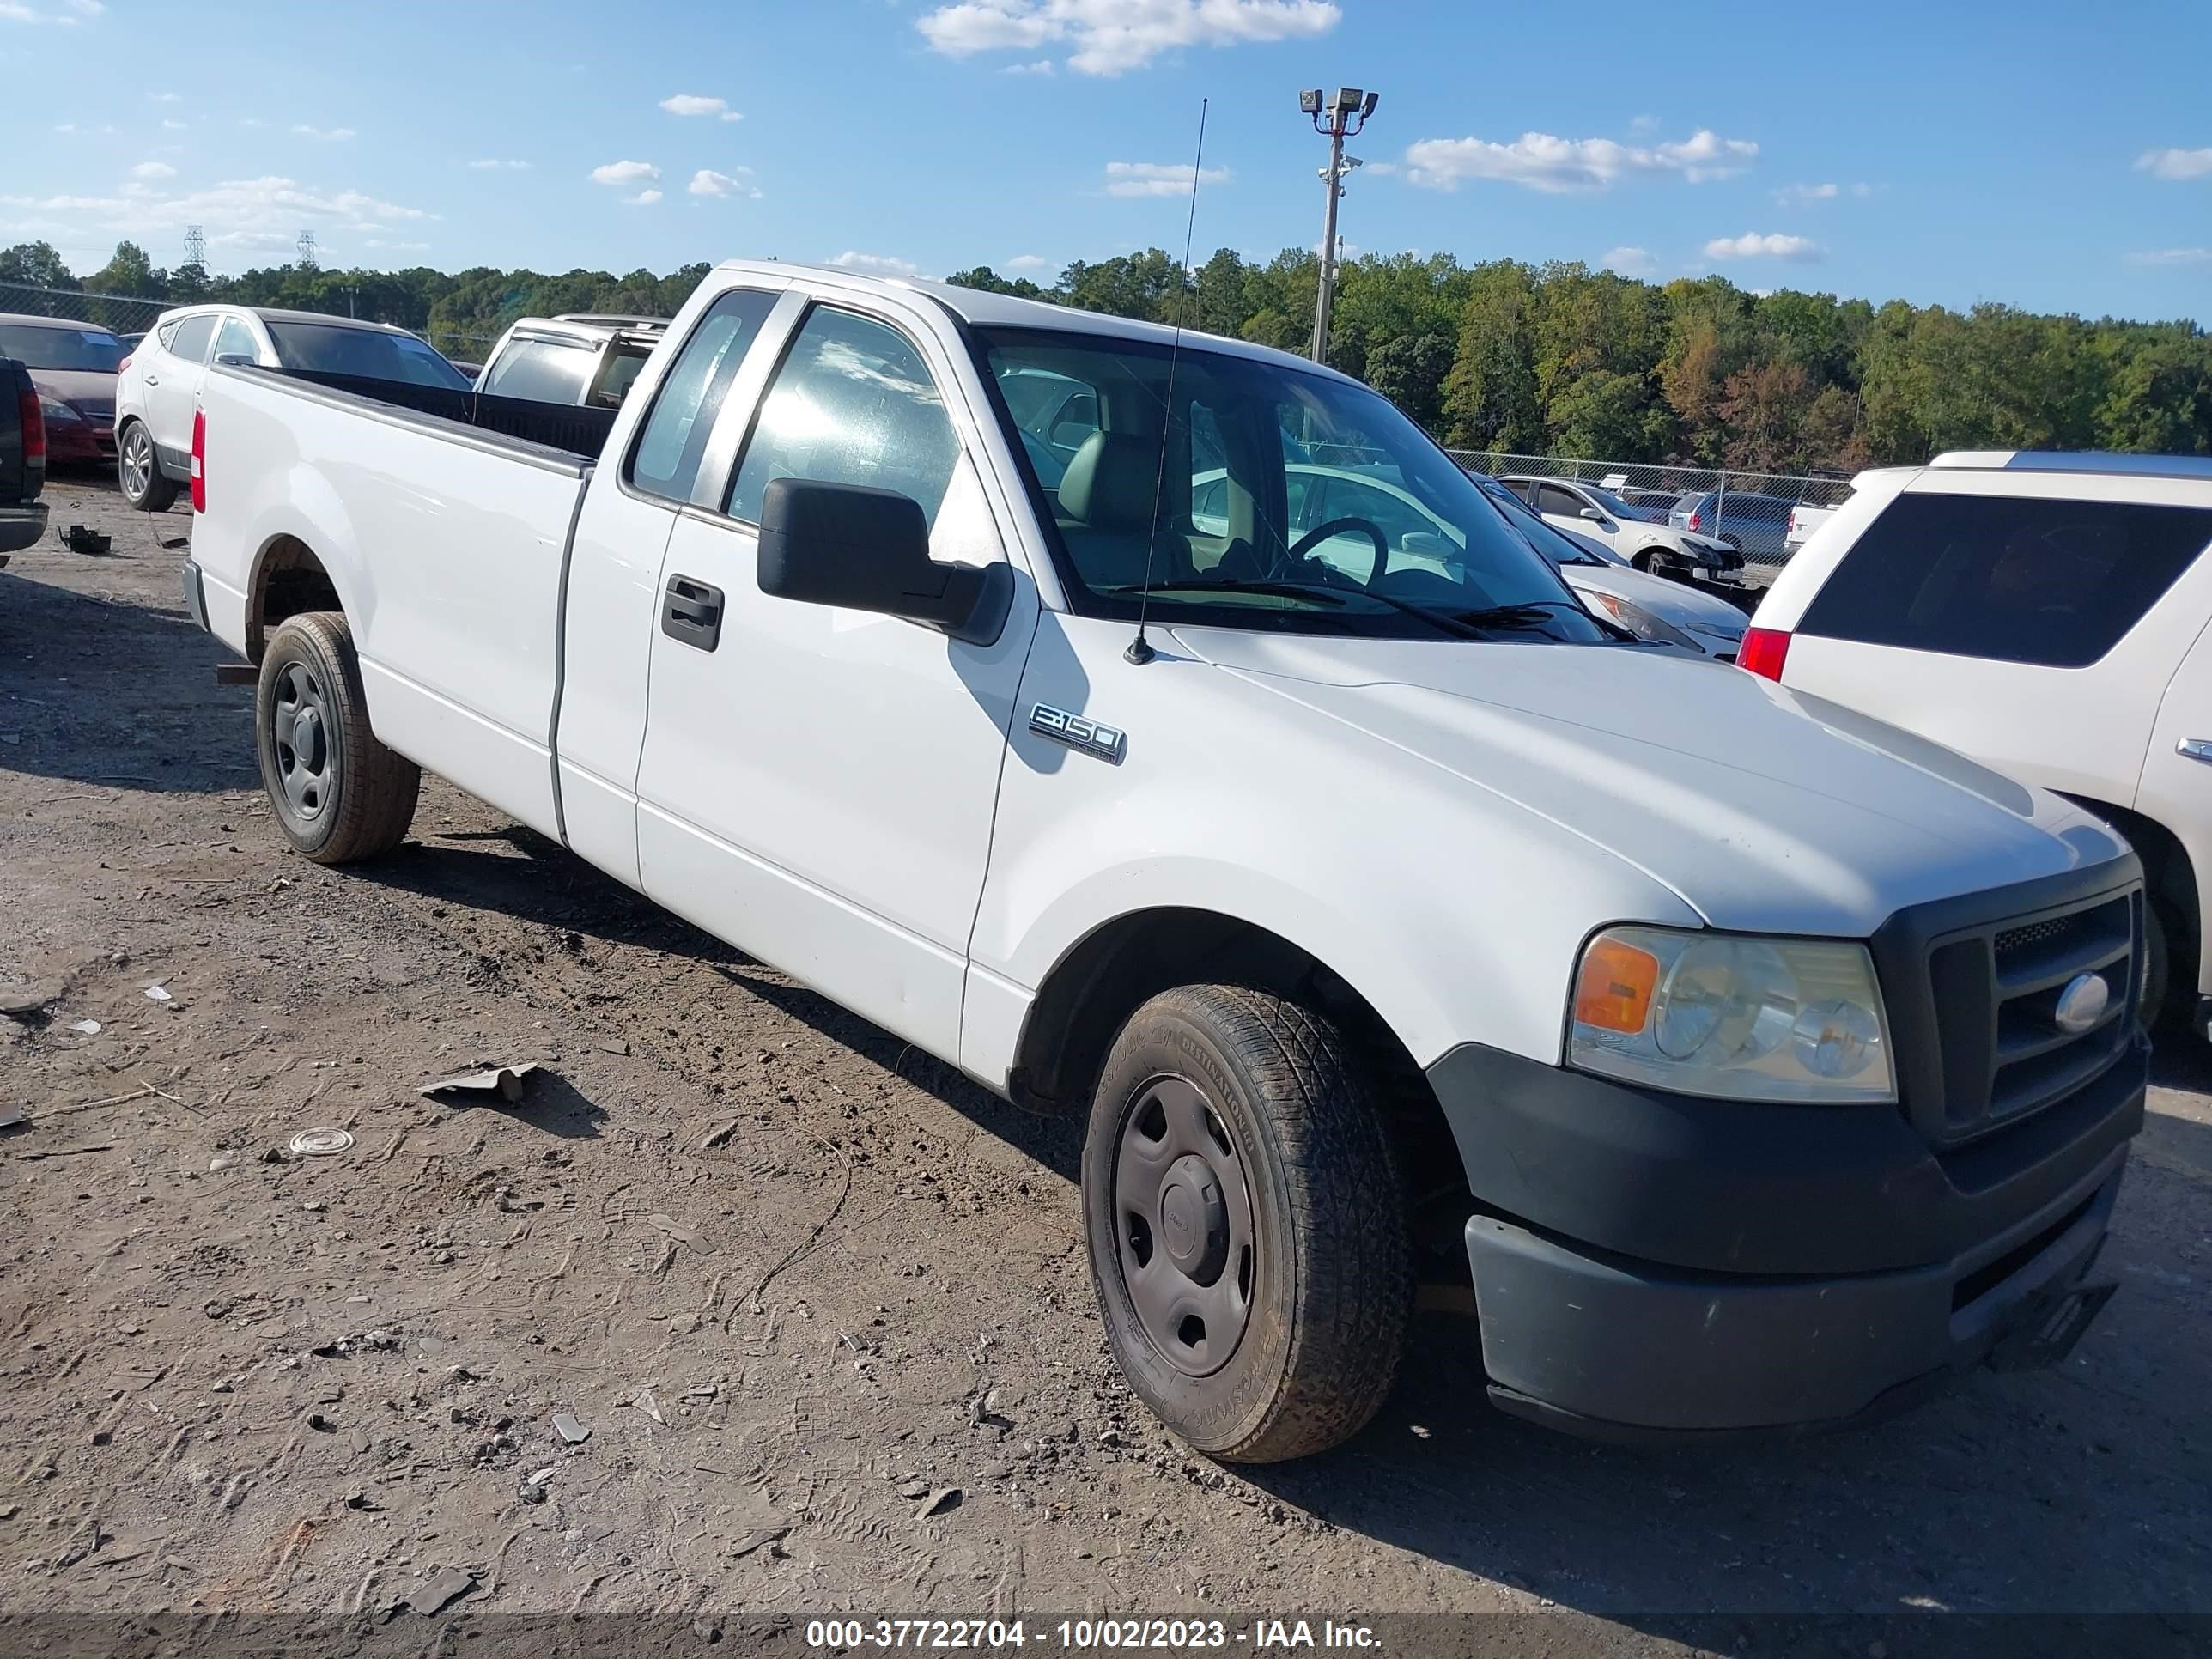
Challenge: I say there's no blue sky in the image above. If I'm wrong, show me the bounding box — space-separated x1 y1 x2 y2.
4 0 2208 323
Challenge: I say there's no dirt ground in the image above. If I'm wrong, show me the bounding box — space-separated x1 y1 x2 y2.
2 474 2208 1648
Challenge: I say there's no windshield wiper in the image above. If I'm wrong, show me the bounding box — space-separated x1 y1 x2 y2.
1099 577 1348 606
1450 599 1588 628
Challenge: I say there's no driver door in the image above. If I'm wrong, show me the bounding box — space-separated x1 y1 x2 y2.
1535 481 1622 553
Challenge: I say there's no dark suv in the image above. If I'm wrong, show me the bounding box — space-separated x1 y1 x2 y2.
1 358 50 564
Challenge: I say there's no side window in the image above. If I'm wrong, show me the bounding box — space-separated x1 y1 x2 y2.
482 339 594 405
1047 391 1098 455
1503 479 1534 503
168 314 216 364
1536 483 1585 517
213 316 258 363
1191 475 1229 534
1286 471 1322 532
1800 492 2212 669
726 307 959 528
592 344 653 410
628 290 780 503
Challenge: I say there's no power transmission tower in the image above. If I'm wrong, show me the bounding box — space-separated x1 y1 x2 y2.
296 228 319 269
182 225 206 268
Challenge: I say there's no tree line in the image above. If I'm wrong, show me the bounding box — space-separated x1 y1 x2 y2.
7 237 2208 470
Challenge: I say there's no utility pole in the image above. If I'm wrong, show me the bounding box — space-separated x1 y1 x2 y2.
1300 86 1377 365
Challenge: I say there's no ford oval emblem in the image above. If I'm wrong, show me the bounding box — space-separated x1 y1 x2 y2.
2053 972 2110 1036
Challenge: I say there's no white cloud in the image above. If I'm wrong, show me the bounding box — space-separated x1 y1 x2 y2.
2 0 101 22
469 158 531 171
591 159 660 186
1776 181 1838 205
363 239 430 252
659 93 743 122
917 0 1339 76
149 91 180 102
1405 128 1757 193
161 118 187 130
2137 147 2212 182
129 161 176 180
1002 58 1053 75
1103 160 1231 198
688 167 760 199
53 121 118 136
0 173 437 263
626 189 663 206
292 125 356 141
1600 246 1657 277
827 251 921 277
1703 231 1825 264
1006 252 1049 270
1850 182 1877 198
2125 247 2212 267
1627 113 1659 135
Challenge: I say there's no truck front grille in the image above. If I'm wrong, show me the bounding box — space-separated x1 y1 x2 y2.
1923 890 2139 1143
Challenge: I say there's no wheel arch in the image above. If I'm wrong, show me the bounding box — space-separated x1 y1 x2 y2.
1007 906 1472 1228
245 533 349 663
2061 793 2200 969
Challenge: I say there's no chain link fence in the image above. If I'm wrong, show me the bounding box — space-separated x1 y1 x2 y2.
0 281 498 362
1443 449 1859 582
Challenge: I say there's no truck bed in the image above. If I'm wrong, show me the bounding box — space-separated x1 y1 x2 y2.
265 368 620 461
191 362 598 839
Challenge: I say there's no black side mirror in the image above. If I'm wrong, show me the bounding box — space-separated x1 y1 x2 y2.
757 477 1011 647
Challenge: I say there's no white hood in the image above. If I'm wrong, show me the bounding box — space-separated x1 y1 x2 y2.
1170 627 2129 938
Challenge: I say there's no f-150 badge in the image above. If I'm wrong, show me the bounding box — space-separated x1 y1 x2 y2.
1029 703 1125 765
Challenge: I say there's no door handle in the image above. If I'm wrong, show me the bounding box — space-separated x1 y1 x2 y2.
2180 738 2212 765
661 574 724 652
143 374 160 386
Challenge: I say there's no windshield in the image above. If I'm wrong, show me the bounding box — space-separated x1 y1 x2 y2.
0 324 125 373
977 326 1608 644
264 321 471 390
1474 478 1608 566
1585 484 1651 522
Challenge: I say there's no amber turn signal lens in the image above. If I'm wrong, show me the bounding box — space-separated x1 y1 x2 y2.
1573 935 1659 1034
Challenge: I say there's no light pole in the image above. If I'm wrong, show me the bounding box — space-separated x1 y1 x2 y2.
1301 85 1377 364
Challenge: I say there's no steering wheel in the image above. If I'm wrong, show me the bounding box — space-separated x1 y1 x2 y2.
1286 517 1391 588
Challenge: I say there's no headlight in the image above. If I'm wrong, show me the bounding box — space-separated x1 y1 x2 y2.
39 396 83 425
1582 589 1700 651
1569 926 1894 1103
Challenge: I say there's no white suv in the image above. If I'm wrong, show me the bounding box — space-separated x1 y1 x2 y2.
1744 450 2212 1034
115 307 466 510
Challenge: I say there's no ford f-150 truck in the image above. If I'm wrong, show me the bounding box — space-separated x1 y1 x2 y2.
182 262 2148 1462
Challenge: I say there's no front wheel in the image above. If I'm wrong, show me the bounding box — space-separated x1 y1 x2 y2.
255 611 420 864
1083 985 1413 1463
118 420 178 513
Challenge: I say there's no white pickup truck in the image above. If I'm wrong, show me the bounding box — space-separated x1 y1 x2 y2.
182 262 2149 1461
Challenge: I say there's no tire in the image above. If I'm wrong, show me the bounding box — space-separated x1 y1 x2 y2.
118 420 178 513
2142 902 2172 1029
1632 549 1659 574
255 611 419 864
1083 984 1413 1463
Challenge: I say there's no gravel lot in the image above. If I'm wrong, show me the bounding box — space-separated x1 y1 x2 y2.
2 475 2208 1646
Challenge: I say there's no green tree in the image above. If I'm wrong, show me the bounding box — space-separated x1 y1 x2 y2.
0 240 76 289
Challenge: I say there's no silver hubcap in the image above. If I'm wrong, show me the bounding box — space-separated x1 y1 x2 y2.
270 660 334 821
122 428 153 497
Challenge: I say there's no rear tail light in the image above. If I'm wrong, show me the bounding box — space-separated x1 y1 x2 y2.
190 406 205 513
118 354 133 374
1787 508 1799 533
16 384 44 467
1686 509 1702 532
1738 626 1791 681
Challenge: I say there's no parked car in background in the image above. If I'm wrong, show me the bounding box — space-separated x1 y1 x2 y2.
1470 475 1747 659
1744 449 2212 1037
1498 474 1745 586
1786 500 1842 550
1671 489 1796 558
1 358 50 562
183 263 2148 1456
1621 487 1688 514
0 313 127 468
114 305 469 509
474 314 669 410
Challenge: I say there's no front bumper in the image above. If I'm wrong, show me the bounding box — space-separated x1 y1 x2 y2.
1429 1005 2145 1439
0 501 46 557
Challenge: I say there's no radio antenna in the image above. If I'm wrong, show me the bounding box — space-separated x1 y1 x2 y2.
1124 96 1208 668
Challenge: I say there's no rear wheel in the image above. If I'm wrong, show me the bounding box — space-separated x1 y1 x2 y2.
1632 549 1659 574
1083 984 1413 1463
118 420 177 513
255 611 419 864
